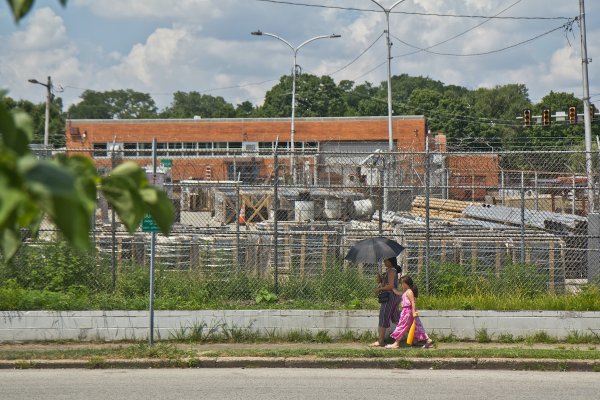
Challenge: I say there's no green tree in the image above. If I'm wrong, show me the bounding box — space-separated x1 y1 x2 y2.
235 101 256 118
68 89 158 119
1 96 65 147
161 91 236 119
259 74 347 117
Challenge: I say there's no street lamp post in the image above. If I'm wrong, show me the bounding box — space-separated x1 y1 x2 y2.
251 30 340 184
28 76 53 148
370 0 407 211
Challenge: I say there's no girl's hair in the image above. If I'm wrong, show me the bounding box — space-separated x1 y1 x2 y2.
386 257 401 274
400 275 419 298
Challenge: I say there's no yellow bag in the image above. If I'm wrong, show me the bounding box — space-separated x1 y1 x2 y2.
406 312 418 345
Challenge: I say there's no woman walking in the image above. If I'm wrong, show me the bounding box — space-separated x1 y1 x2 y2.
369 257 402 347
386 275 433 349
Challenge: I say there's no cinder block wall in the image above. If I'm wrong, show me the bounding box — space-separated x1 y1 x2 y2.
1 310 599 342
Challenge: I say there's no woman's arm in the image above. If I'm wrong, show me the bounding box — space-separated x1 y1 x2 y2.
406 289 417 317
376 269 396 293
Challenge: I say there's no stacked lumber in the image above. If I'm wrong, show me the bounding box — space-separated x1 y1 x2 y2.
410 196 479 221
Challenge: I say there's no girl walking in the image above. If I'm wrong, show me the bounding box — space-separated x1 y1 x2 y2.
386 275 433 349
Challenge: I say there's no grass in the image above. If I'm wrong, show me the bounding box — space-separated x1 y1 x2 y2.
1 345 600 362
2 243 600 311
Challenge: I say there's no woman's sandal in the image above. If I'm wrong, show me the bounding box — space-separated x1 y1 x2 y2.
368 341 384 347
422 339 433 349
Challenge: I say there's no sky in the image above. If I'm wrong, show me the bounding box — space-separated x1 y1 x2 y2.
1 0 599 111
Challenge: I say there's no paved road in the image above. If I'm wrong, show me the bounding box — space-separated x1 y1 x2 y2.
1 368 598 400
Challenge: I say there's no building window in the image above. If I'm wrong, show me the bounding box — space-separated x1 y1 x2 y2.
214 142 227 155
259 142 273 155
229 142 242 155
197 142 211 156
139 142 152 157
168 142 183 156
156 142 167 157
304 142 318 153
93 143 107 157
183 142 196 156
124 142 137 157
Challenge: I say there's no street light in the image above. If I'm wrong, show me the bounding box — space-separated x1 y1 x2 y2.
28 76 53 147
369 0 407 211
251 30 341 184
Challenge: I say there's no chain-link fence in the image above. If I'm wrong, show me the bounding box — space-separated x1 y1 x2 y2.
3 146 600 309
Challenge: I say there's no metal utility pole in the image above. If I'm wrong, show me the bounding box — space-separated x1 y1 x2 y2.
251 30 340 184
149 138 157 345
370 1 407 211
28 76 53 147
579 0 594 212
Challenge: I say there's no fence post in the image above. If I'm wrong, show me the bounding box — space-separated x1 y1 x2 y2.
235 171 241 273
425 135 431 295
273 146 279 294
110 147 117 292
572 174 576 215
520 171 526 264
534 171 539 211
501 170 505 206
379 163 384 235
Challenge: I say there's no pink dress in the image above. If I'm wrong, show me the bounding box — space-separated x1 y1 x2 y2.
390 292 429 343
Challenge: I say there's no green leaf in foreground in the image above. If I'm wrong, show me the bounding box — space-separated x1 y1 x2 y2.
101 162 174 234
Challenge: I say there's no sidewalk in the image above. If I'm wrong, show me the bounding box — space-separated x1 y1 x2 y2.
0 341 598 371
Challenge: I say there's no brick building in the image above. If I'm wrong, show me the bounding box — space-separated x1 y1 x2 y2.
65 116 428 183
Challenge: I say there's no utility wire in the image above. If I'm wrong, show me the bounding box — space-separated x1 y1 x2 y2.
328 31 385 76
392 18 576 57
408 0 523 52
255 0 572 20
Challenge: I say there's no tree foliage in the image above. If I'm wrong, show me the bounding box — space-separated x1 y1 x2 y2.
68 89 158 119
160 91 235 119
0 98 175 261
1 96 65 147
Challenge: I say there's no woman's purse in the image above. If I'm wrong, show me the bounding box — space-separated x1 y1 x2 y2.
378 291 390 303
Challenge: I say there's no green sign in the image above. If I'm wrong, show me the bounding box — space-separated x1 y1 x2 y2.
142 214 160 232
160 159 172 168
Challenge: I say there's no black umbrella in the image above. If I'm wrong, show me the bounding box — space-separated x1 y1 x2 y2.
344 237 405 264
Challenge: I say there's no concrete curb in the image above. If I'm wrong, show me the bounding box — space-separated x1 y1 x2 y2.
0 357 598 371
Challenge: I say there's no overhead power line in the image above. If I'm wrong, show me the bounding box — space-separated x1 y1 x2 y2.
392 18 576 57
255 0 572 20
328 31 385 76
323 0 522 76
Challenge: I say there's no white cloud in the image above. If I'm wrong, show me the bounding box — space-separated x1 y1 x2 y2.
0 8 83 102
1 0 598 111
73 0 223 20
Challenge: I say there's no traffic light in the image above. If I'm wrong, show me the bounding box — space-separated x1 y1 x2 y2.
591 105 596 122
542 109 551 127
523 109 531 127
568 106 577 124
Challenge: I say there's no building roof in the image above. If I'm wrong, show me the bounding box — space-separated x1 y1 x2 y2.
66 115 426 124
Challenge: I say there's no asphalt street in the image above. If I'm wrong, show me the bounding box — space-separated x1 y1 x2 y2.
1 368 599 400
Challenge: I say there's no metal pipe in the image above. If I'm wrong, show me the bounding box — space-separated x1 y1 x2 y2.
425 134 431 294
149 138 157 346
273 143 280 294
236 171 241 272
579 0 594 212
520 171 526 264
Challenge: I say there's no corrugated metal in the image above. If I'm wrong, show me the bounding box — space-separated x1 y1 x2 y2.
463 204 586 230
